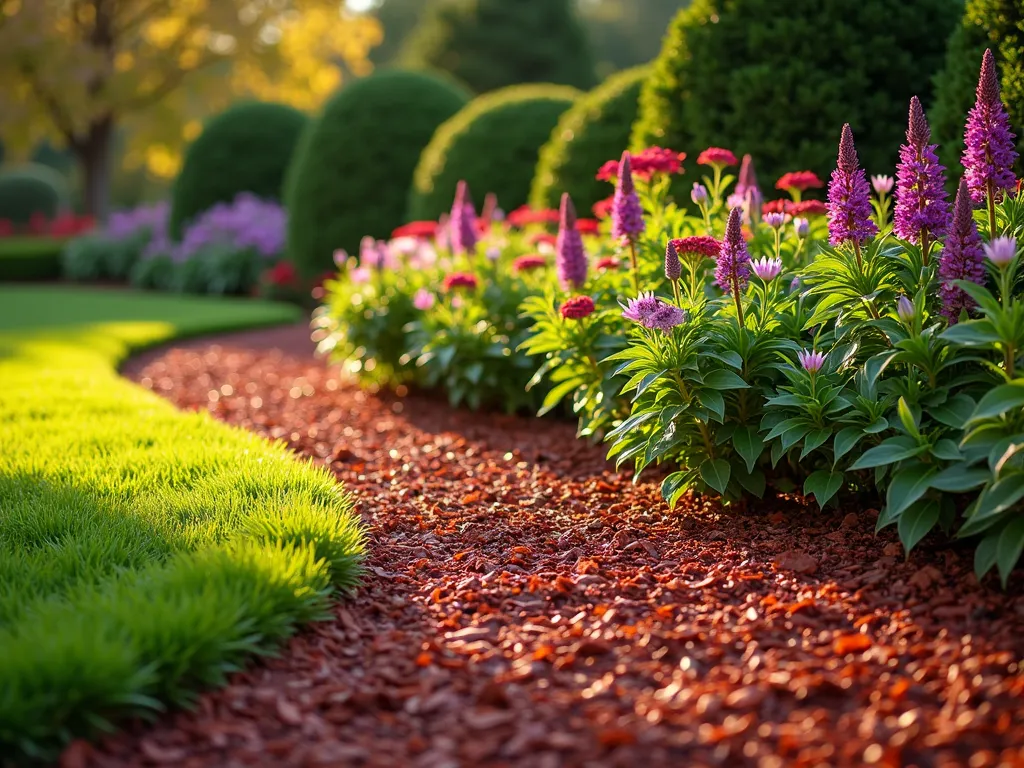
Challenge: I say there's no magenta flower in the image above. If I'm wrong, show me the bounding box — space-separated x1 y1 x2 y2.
555 193 587 290
560 295 595 320
827 124 878 248
751 256 782 282
621 291 660 324
697 147 738 168
985 236 1018 267
763 212 787 229
646 303 687 332
413 288 436 310
798 349 826 373
962 49 1018 206
894 97 950 246
715 207 751 296
938 178 987 322
664 240 681 282
449 180 478 256
611 151 644 243
333 248 349 267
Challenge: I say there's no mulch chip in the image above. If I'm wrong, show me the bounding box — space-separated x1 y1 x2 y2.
78 334 1024 767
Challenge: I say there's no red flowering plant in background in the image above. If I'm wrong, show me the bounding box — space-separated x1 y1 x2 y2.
775 171 824 202
507 205 560 228
0 212 95 239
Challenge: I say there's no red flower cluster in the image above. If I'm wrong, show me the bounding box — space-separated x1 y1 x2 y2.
697 147 738 167
391 220 438 239
527 231 557 247
560 295 595 320
775 171 824 192
442 272 478 291
575 218 600 235
0 212 95 239
507 206 560 228
513 254 547 272
267 260 298 286
592 197 614 220
596 147 687 182
761 198 828 218
669 236 720 260
595 256 620 270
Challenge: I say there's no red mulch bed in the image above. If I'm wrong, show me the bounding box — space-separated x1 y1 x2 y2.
75 327 1024 767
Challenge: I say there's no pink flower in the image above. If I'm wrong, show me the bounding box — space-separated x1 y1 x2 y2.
798 349 826 373
596 256 620 270
669 236 720 261
513 254 547 272
775 171 824 192
442 272 478 291
413 288 436 310
560 295 596 320
751 256 782 282
350 266 372 284
697 147 738 167
872 175 894 195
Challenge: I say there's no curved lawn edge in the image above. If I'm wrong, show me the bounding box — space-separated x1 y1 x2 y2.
0 287 364 763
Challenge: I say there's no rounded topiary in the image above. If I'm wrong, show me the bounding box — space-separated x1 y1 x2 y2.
402 0 595 94
632 0 961 182
0 164 70 224
285 70 469 277
530 66 648 213
409 84 578 222
931 0 1024 178
169 101 307 238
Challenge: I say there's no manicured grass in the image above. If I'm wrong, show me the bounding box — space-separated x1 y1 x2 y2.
0 287 364 762
0 237 66 280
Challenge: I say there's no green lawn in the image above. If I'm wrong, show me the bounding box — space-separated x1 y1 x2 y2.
0 287 364 762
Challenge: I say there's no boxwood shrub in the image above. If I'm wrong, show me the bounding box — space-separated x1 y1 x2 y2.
0 165 69 225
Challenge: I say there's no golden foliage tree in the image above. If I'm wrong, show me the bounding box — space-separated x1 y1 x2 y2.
0 0 381 217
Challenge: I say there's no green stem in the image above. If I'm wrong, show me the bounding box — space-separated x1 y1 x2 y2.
988 180 998 240
671 278 682 308
732 278 745 329
629 239 640 294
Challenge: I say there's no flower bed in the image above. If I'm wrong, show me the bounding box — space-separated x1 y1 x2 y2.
318 50 1024 581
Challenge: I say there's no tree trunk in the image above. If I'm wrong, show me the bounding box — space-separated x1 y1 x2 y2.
76 116 114 223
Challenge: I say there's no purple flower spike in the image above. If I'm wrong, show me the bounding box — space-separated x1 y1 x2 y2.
555 193 587 290
827 124 878 248
611 151 644 244
715 207 751 296
664 240 681 282
797 349 826 373
894 96 950 245
962 49 1018 205
751 256 782 282
985 236 1018 267
938 178 987 322
449 180 478 256
735 154 763 216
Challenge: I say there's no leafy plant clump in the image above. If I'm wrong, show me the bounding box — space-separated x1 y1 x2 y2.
531 66 649 215
408 84 579 222
0 164 70 225
169 101 307 238
631 0 960 183
285 70 469 278
401 0 596 94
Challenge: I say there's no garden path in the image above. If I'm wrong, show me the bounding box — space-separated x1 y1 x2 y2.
76 326 1024 767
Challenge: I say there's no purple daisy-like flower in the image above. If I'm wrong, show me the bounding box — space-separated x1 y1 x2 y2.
938 178 987 322
621 291 660 324
715 207 751 295
962 49 1018 205
985 236 1018 267
894 96 950 245
827 124 879 248
797 349 826 373
449 180 478 256
555 193 587 290
646 303 687 333
611 151 644 243
751 256 782 282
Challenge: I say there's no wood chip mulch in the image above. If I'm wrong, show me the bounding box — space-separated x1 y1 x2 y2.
73 328 1024 768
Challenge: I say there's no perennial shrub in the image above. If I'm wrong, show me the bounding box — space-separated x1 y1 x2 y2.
408 84 578 222
285 70 469 277
531 66 649 214
931 0 1024 177
632 0 961 182
0 164 69 224
402 0 595 94
169 102 307 238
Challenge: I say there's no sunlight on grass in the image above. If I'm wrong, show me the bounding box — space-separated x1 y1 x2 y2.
0 287 364 761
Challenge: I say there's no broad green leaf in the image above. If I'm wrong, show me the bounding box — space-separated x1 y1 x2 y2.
800 428 832 460
833 427 862 465
898 498 940 554
849 436 923 470
930 439 963 462
885 464 936 519
997 517 1024 587
700 458 731 495
780 424 811 452
734 466 766 497
661 471 692 509
940 319 1001 346
733 426 763 473
863 417 889 434
929 463 989 492
929 394 976 429
698 389 725 421
974 531 1000 580
968 382 1024 423
804 470 844 507
703 368 749 390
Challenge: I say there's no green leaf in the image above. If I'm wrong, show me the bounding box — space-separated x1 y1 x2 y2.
970 472 1024 526
800 428 832 460
803 470 844 507
833 427 862 465
930 463 989 492
661 471 692 509
698 389 725 421
885 464 936 519
703 369 749 390
732 426 763 473
930 439 963 462
997 517 1024 587
863 417 889 434
929 394 976 429
968 382 1024 424
898 498 940 554
700 458 731 495
734 466 766 497
897 397 920 438
974 531 1000 580
940 319 1001 346
848 436 923 470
